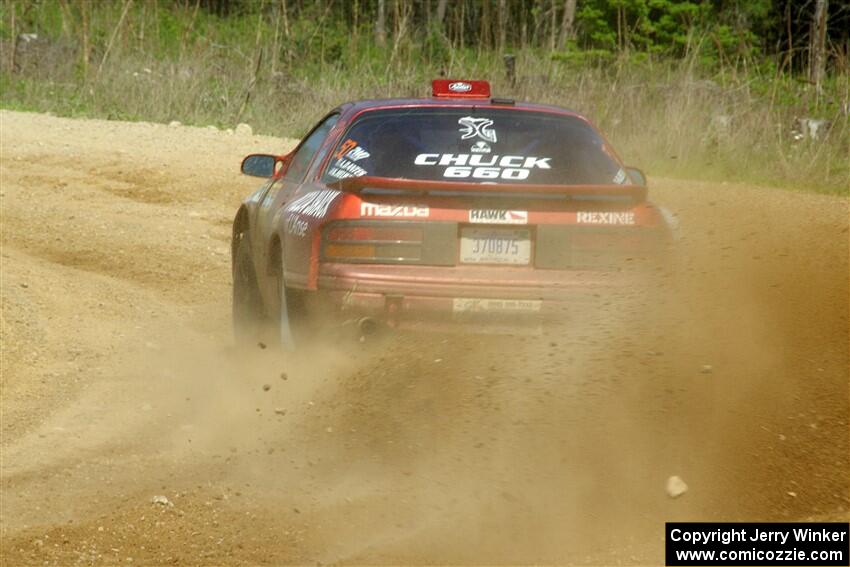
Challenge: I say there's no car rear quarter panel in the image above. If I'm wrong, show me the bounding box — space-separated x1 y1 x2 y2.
279 185 355 289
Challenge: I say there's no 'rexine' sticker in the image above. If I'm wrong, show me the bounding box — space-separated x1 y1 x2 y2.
576 211 635 225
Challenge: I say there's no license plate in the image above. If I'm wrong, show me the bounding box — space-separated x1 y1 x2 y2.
460 228 531 265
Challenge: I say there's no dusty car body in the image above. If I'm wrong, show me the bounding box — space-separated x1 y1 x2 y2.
232 80 672 345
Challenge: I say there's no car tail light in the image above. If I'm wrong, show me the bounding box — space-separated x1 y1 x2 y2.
324 243 378 259
325 225 423 243
322 222 424 263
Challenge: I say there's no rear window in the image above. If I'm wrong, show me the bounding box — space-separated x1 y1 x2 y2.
322 107 626 186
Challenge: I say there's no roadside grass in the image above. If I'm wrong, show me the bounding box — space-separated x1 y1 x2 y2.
1 2 847 195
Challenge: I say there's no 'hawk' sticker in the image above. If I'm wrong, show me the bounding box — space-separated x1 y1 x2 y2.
469 210 528 224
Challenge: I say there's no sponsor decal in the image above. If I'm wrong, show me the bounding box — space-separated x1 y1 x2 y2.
414 153 551 181
452 298 542 313
333 139 370 161
458 116 497 143
414 154 551 168
448 82 472 93
361 203 429 218
469 209 528 224
285 189 341 218
576 211 636 225
285 214 308 237
328 139 370 179
346 146 370 161
471 141 491 154
334 139 357 160
612 168 627 185
327 159 367 179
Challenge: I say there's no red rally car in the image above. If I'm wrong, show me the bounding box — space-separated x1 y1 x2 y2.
232 80 673 346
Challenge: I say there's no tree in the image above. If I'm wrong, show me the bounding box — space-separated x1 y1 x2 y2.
558 0 577 49
809 0 828 93
375 0 386 47
498 0 507 50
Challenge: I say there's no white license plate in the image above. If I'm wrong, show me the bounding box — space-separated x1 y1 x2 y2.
460 228 531 265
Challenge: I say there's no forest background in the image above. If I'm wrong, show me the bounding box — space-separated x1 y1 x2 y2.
1 0 848 193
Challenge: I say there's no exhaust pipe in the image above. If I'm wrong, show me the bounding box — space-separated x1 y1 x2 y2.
357 317 379 336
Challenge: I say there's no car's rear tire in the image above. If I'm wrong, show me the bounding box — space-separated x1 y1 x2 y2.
232 233 265 345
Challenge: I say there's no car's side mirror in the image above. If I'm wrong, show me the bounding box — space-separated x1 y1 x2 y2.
241 154 282 178
625 166 647 187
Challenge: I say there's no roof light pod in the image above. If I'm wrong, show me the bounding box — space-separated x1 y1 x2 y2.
432 79 491 99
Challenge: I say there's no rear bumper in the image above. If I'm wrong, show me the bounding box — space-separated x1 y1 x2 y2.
314 263 630 330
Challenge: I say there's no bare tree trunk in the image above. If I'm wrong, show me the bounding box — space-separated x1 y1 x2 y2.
96 0 133 80
271 0 281 74
352 0 359 43
436 0 448 25
138 0 145 51
81 0 91 76
782 0 793 73
179 0 201 58
433 0 449 47
549 0 557 51
521 7 527 48
388 0 410 67
153 0 159 50
616 3 623 52
58 0 73 38
458 0 464 50
498 0 507 51
557 0 576 49
375 0 386 47
8 0 16 73
809 0 828 94
531 0 543 47
480 0 491 50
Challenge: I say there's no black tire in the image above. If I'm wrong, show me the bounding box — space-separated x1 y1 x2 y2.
232 233 265 344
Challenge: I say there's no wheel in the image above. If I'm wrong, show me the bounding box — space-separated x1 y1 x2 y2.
232 232 265 344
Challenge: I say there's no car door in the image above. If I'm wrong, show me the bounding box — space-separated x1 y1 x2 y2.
253 113 340 294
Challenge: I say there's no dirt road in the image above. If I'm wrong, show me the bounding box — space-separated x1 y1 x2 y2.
1 109 847 565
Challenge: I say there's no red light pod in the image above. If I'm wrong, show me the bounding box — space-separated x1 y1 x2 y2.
431 79 491 99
